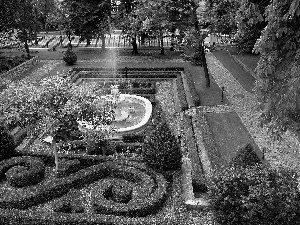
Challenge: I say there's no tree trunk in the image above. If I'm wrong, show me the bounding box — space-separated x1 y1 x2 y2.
52 136 59 173
24 40 30 59
34 31 38 45
101 33 106 50
200 42 210 87
132 36 138 55
170 31 175 51
160 32 165 55
193 6 210 87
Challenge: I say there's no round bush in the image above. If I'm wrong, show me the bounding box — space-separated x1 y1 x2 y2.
0 125 16 160
63 48 77 65
4 157 45 188
210 164 300 225
142 121 182 172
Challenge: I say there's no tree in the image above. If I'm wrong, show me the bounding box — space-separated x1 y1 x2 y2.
64 0 111 47
234 0 267 53
204 0 240 35
0 0 39 58
32 0 58 31
211 164 300 225
0 75 116 173
115 0 140 54
134 0 173 55
253 0 300 140
180 0 211 87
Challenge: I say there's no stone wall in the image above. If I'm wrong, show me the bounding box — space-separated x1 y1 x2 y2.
0 56 40 81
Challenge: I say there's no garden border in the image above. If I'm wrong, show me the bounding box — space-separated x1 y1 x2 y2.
0 56 40 81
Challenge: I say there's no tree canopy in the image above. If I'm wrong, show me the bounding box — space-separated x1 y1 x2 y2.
253 0 300 140
204 0 240 35
63 0 111 45
234 0 266 53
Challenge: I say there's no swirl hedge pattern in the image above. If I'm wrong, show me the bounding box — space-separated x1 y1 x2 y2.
0 156 167 221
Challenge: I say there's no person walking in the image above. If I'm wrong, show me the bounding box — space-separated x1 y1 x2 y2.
59 36 63 45
46 40 49 48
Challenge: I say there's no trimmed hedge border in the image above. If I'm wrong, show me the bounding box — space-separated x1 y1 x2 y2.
0 56 39 81
182 71 201 106
69 67 183 82
179 72 195 108
71 67 184 73
1 156 45 188
0 156 168 225
176 75 189 111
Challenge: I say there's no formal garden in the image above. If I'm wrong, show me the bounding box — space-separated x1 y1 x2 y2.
1 0 300 224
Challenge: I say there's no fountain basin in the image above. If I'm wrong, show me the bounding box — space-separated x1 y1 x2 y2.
79 94 152 136
43 94 152 144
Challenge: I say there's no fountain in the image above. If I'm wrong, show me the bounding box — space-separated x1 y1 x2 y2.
44 83 152 144
78 84 152 136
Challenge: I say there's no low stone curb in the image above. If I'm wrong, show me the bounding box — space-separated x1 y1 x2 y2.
181 157 211 210
179 71 212 211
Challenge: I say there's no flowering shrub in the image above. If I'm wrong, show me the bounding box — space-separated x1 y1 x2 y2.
210 164 300 225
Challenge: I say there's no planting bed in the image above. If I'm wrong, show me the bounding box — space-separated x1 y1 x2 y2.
0 67 209 224
0 155 168 224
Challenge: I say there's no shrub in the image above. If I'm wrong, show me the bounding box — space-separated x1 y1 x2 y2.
122 134 145 143
210 164 300 225
63 48 77 65
142 121 182 172
0 55 27 73
86 139 115 156
0 125 16 160
111 182 133 204
230 143 261 168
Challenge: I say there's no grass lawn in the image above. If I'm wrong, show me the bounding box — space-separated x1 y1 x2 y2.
212 50 256 93
221 45 259 72
205 112 258 167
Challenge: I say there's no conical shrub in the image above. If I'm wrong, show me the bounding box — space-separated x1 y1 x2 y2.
230 143 262 168
143 121 182 172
